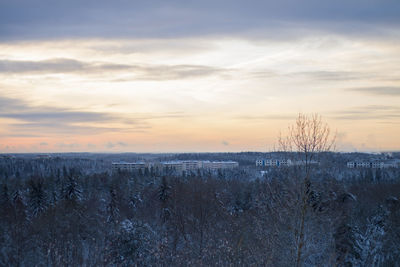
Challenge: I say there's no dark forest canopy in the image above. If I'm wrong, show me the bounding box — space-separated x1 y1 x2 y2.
0 152 399 266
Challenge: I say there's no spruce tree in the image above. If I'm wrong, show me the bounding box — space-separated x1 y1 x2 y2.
12 189 27 222
107 187 120 224
63 176 82 204
28 178 47 217
158 176 171 223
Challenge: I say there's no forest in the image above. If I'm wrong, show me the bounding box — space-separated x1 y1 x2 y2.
0 152 400 266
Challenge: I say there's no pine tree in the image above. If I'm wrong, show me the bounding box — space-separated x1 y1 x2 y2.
12 189 27 222
158 176 171 223
158 176 171 203
0 183 10 207
28 178 47 217
107 187 120 224
63 176 82 204
1 183 12 220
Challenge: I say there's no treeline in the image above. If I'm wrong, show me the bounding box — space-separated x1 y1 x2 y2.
1 166 400 266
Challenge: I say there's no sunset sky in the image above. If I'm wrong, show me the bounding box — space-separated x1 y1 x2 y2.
0 0 399 153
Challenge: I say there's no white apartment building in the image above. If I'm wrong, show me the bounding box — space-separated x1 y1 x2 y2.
112 162 147 171
162 161 184 172
384 161 400 168
202 161 239 170
347 160 399 169
347 162 355 168
372 162 384 168
256 158 320 167
256 159 263 167
181 160 203 171
256 159 285 167
113 160 239 172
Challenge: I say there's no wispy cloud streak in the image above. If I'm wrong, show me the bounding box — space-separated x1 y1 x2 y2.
331 105 400 120
0 96 148 136
347 87 400 96
0 59 225 80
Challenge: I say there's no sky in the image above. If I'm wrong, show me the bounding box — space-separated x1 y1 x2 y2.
0 0 399 153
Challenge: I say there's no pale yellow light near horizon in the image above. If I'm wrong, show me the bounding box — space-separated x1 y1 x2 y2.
0 35 399 152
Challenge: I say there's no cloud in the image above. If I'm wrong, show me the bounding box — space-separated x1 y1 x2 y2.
0 58 225 80
234 114 294 121
8 123 130 135
1 0 399 41
331 105 400 120
105 141 129 149
0 58 87 73
0 95 149 137
87 143 96 149
0 96 123 126
347 86 400 96
90 39 215 55
132 64 225 81
0 133 40 138
55 143 81 149
0 58 133 74
292 71 366 81
117 142 128 147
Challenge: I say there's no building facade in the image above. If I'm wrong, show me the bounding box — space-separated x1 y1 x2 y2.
112 160 239 172
256 159 292 167
347 160 400 169
112 162 147 171
256 159 318 167
202 161 239 170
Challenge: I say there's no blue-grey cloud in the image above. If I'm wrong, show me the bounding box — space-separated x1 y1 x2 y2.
87 143 96 149
0 59 86 73
90 40 214 55
0 58 225 80
1 0 399 40
105 141 129 149
8 122 131 135
55 143 81 149
347 86 400 96
0 58 131 73
0 95 149 136
331 105 400 120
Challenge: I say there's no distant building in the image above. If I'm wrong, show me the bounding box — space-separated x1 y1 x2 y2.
346 162 355 168
162 161 184 172
384 160 400 168
256 159 291 167
256 159 318 167
181 160 203 171
36 154 52 159
112 162 147 171
347 160 400 169
112 160 239 172
202 161 239 170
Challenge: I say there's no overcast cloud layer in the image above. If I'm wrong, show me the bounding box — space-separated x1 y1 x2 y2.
1 0 400 40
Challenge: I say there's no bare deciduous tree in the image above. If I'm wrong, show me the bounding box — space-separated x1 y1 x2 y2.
278 113 336 267
279 113 335 169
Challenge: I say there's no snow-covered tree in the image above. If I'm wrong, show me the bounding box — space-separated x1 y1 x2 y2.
105 219 157 266
28 178 47 218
